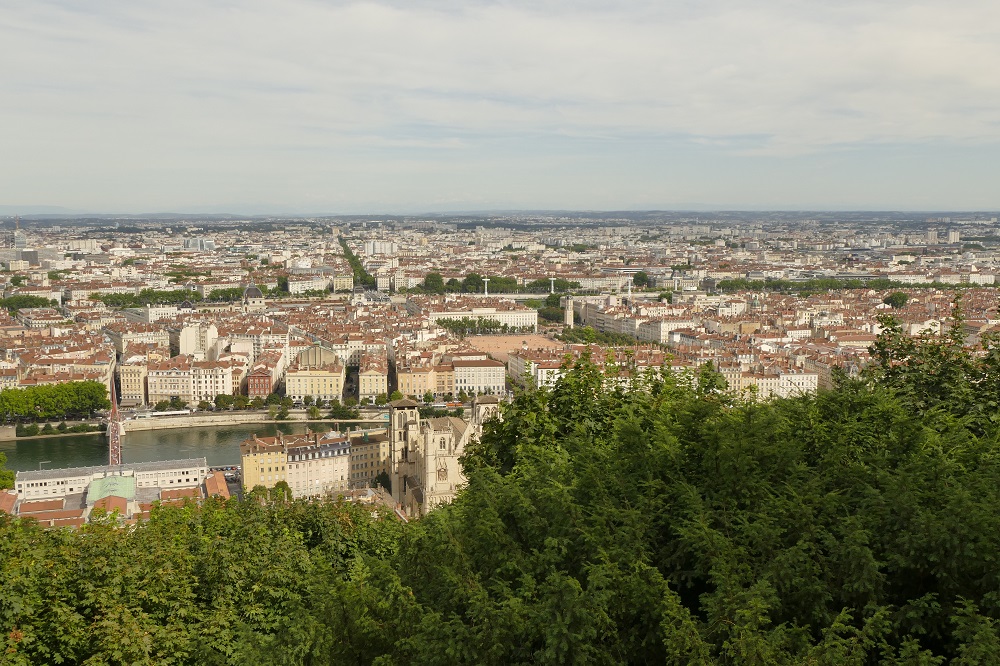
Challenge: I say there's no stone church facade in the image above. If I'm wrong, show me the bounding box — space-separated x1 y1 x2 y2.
390 395 500 517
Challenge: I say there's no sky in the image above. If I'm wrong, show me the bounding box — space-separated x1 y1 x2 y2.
2 0 999 214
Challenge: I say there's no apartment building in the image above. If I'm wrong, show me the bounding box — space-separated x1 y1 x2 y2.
245 351 285 398
191 360 235 403
104 322 171 355
240 431 352 498
284 361 345 402
452 358 506 395
147 356 194 404
349 431 391 488
118 357 148 406
285 433 351 497
358 351 389 402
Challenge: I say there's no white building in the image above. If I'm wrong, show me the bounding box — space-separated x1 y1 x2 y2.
285 434 352 498
452 359 506 395
14 458 208 501
365 240 398 255
288 275 330 294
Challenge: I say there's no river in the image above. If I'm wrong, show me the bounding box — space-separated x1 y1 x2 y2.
0 422 353 472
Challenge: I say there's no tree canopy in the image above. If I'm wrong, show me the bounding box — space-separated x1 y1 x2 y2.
883 291 909 309
5 316 1000 662
422 272 445 293
0 295 58 313
0 452 13 489
0 381 110 422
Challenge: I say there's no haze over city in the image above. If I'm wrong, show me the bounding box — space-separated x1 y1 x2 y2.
4 0 1000 213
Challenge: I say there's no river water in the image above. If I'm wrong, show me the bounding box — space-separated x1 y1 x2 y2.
0 422 355 472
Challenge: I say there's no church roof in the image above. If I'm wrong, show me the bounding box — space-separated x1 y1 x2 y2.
243 284 264 299
390 398 420 408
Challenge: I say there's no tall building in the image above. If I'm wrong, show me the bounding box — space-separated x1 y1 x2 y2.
365 240 398 255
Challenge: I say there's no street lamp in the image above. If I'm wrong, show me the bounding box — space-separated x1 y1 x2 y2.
38 460 51 471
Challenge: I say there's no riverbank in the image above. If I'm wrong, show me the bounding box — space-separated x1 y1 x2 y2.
0 424 104 441
0 410 390 441
121 410 389 432
5 430 105 441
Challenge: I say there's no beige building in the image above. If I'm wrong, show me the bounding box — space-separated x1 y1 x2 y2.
396 362 434 399
118 358 148 406
240 434 287 490
453 358 506 395
105 322 171 355
395 358 456 400
285 433 351 497
349 431 391 487
331 274 354 292
285 361 345 403
147 357 194 404
358 352 389 402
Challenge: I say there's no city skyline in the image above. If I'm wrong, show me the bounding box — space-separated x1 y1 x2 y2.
3 0 999 213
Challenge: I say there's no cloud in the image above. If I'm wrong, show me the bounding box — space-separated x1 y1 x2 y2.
1 0 999 210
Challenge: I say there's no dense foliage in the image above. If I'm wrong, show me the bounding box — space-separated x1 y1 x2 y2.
339 238 377 289
558 324 655 346
437 316 514 336
714 276 965 295
0 453 12 489
0 295 58 313
0 381 110 422
6 319 1000 662
420 272 580 294
0 498 404 664
90 289 203 308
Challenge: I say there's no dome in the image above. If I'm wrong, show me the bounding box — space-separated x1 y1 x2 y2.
243 283 264 300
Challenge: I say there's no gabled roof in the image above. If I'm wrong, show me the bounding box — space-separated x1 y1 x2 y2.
390 398 420 408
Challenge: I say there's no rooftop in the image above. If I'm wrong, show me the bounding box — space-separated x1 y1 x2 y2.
16 458 208 483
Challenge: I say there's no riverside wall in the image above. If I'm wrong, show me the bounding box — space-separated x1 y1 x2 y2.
121 410 389 432
0 410 390 440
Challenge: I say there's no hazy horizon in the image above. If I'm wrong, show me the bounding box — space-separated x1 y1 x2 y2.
2 204 1000 220
4 0 999 212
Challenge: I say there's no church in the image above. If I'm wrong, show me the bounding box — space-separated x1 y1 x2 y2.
390 395 500 517
242 283 266 313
